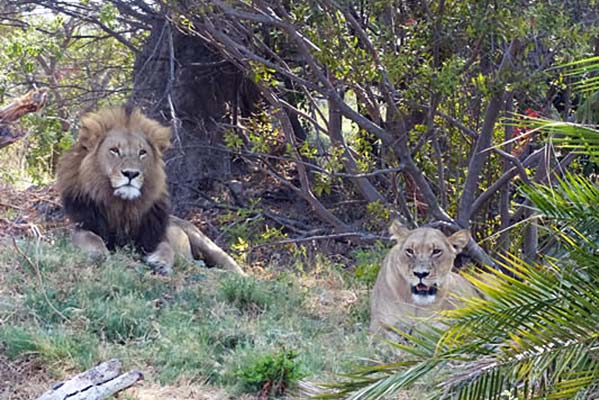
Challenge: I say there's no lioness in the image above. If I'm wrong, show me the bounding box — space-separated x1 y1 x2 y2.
370 221 480 336
56 106 244 275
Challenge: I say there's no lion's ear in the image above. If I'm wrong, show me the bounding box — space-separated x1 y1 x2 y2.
448 229 471 253
389 220 410 242
78 114 104 151
147 125 171 154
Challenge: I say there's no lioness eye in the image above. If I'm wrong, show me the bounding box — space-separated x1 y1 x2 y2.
110 147 120 156
432 249 443 256
405 248 414 257
139 149 147 157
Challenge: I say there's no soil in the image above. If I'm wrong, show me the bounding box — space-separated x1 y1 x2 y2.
0 355 53 400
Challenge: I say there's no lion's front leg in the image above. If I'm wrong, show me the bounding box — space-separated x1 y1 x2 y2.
145 241 175 275
72 230 109 259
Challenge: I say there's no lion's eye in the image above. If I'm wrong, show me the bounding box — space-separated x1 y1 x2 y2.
432 249 443 256
139 149 147 157
405 248 414 257
110 147 120 156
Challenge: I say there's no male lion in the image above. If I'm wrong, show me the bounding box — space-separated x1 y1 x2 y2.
56 106 244 275
370 221 480 336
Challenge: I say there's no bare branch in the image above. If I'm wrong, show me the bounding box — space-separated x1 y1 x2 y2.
457 39 520 226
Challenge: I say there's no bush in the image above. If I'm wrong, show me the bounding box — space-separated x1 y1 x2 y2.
236 349 304 397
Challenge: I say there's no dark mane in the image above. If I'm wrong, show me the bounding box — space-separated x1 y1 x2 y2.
62 192 170 253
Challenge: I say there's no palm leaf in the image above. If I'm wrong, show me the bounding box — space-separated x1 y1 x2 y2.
522 173 599 238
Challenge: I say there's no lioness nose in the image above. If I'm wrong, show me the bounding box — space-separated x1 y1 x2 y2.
414 271 430 279
122 169 140 180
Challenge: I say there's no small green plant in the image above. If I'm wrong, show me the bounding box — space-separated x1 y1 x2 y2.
236 349 304 397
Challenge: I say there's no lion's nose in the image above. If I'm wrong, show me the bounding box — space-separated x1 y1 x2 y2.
414 271 430 279
122 169 140 180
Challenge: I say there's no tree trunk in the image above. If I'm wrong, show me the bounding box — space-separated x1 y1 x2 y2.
131 22 260 209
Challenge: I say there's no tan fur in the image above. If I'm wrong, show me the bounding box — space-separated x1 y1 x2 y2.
370 221 480 336
56 107 245 275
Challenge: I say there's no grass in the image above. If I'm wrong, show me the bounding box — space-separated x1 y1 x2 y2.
0 235 385 399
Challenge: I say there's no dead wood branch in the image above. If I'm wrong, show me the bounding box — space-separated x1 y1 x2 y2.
35 359 142 400
0 88 48 149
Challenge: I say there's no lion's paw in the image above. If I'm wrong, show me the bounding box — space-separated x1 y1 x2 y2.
145 253 173 276
72 230 109 261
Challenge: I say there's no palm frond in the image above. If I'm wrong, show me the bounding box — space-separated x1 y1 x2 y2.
522 173 599 237
561 57 599 92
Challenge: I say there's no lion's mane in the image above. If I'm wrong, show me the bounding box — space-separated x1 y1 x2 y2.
56 107 172 254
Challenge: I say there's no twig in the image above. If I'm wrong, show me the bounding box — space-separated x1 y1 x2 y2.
0 201 25 211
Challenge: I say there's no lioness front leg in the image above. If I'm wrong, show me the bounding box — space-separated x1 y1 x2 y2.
145 241 175 275
72 230 109 259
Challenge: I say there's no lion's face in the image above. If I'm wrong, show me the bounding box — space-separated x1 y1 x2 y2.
58 107 172 207
388 222 471 305
96 130 154 200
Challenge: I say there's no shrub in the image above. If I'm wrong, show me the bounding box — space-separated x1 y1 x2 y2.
236 349 304 397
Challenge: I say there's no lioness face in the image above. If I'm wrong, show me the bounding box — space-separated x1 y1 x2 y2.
389 222 470 305
96 130 153 200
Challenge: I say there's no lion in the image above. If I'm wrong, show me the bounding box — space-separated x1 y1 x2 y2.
56 106 244 275
369 221 481 337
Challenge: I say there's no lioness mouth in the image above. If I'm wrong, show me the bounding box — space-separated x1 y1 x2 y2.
411 284 438 296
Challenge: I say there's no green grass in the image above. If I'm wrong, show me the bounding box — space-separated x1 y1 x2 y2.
0 236 383 397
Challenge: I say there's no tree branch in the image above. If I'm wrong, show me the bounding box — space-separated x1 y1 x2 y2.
457 39 520 226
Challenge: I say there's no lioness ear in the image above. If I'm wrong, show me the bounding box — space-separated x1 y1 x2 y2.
78 113 103 151
448 229 471 253
389 220 410 242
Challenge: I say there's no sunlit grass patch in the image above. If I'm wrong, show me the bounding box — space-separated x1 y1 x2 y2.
0 235 379 397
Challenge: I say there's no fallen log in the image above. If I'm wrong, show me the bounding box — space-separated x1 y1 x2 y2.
35 359 143 400
0 88 48 150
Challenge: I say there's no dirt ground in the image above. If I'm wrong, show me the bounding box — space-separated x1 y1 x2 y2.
0 356 53 400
